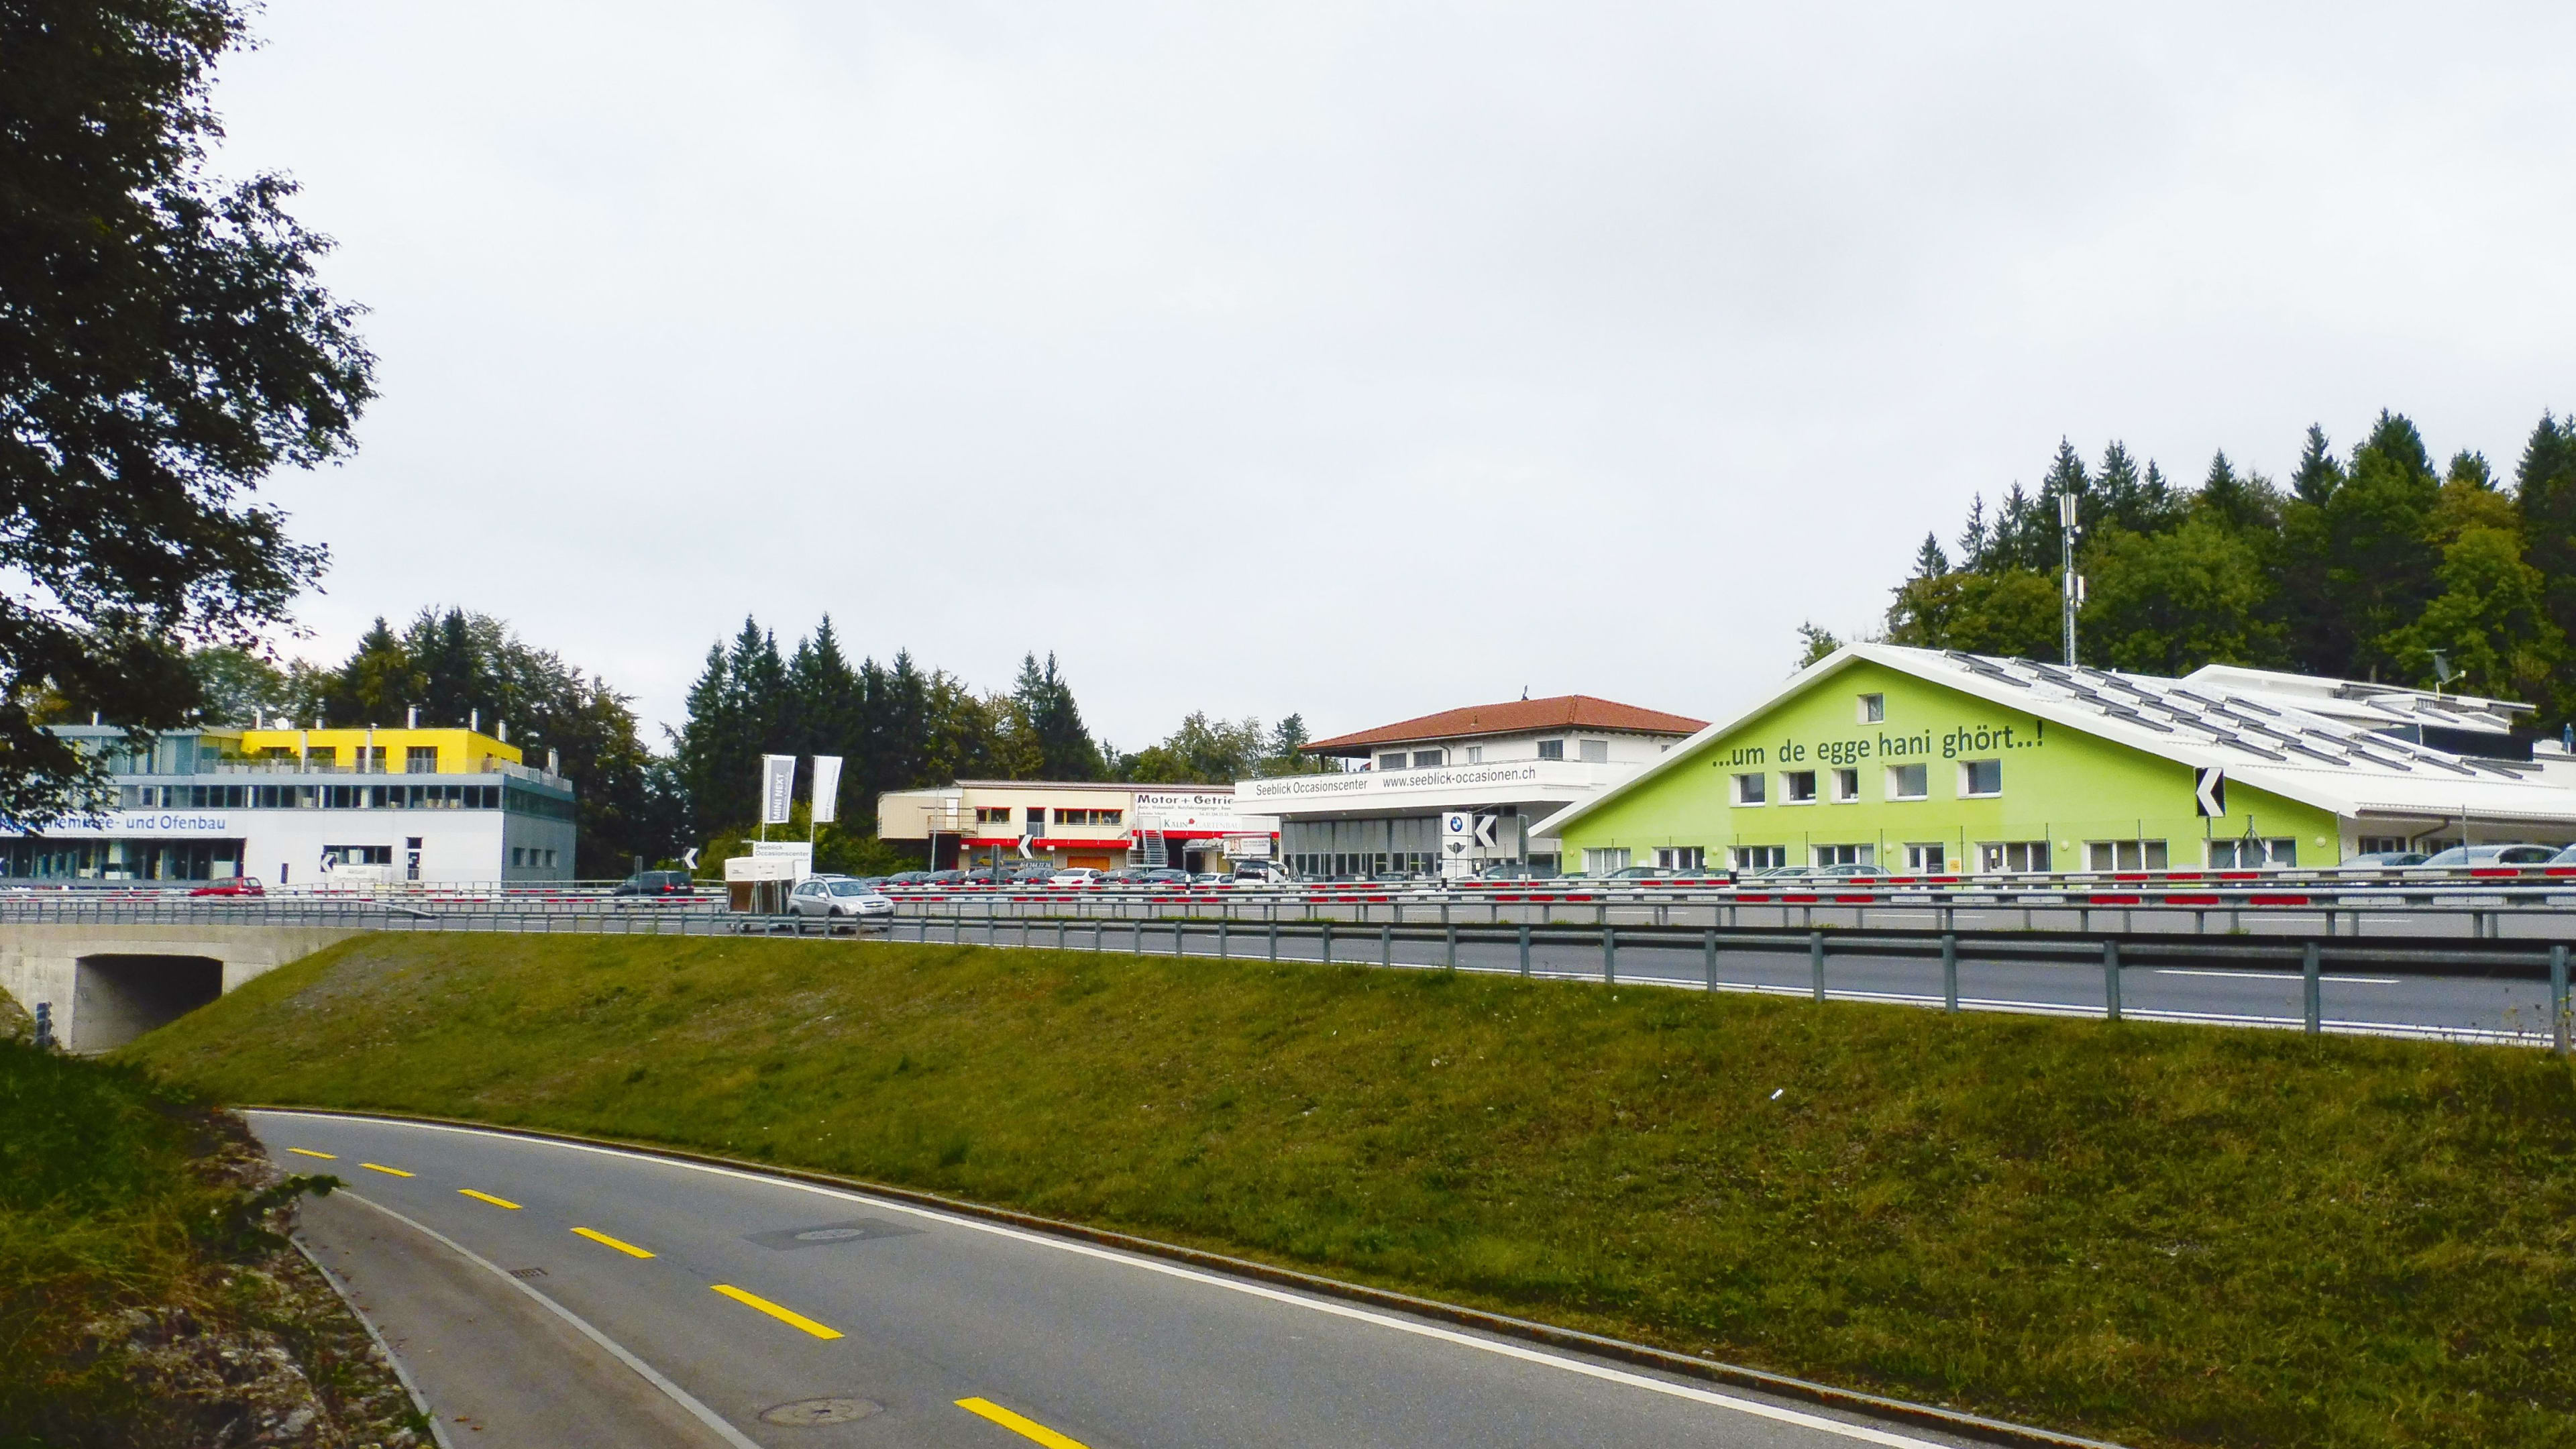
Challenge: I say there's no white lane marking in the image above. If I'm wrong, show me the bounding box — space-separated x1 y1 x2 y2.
291 1239 461 1449
332 1189 763 1449
2153 969 2400 984
264 1114 1958 1448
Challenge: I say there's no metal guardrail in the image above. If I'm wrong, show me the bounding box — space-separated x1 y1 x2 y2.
879 909 2575 1053
1 897 2565 1051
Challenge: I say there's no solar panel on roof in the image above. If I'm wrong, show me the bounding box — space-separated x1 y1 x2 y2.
1960 659 2032 687
2099 703 2176 733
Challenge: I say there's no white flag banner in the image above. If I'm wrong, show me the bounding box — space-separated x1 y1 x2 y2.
810 755 843 825
760 754 797 825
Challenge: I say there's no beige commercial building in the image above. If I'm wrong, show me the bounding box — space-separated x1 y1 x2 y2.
876 782 1277 873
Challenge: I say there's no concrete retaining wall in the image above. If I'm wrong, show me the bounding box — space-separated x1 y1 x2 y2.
0 924 367 1052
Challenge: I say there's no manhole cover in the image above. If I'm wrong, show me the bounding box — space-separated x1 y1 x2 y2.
746 1218 922 1251
760 1397 882 1426
506 1267 547 1279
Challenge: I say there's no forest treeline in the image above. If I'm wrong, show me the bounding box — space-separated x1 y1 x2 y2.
146 610 1325 875
1839 409 2576 724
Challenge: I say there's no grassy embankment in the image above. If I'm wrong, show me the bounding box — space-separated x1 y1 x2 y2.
125 932 2576 1449
0 1038 426 1446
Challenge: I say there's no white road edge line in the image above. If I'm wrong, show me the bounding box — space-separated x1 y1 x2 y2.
331 1187 763 1449
268 1114 1953 1449
290 1238 460 1449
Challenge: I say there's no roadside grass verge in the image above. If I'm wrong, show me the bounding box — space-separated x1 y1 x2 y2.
0 1040 420 1446
123 932 2576 1448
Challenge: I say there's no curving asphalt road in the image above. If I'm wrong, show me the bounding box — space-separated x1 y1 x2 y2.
258 1112 2040 1449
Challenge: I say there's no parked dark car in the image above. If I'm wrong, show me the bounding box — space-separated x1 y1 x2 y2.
924 869 967 885
882 870 930 886
612 870 695 896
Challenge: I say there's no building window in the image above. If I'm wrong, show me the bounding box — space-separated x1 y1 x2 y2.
324 845 392 866
1904 843 1947 872
405 745 438 773
1831 768 1860 802
2086 840 2169 871
1377 752 1407 771
973 806 1017 825
1858 693 1885 724
1960 759 2002 796
1537 739 1566 761
1884 763 1928 800
2210 838 2297 868
1813 843 1872 867
1978 841 2051 873
2355 835 2408 855
1783 770 1818 804
1055 808 1122 827
1578 739 1609 763
1733 845 1786 871
1583 847 1631 874
1654 846 1706 870
1734 772 1767 806
1464 745 1484 763
1413 749 1446 768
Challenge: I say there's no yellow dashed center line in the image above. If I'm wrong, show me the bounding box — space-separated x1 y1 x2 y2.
458 1189 522 1210
286 1148 337 1160
956 1397 1093 1448
572 1226 655 1258
710 1284 843 1340
359 1163 413 1177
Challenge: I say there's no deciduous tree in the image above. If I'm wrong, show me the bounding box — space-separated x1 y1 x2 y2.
0 0 372 822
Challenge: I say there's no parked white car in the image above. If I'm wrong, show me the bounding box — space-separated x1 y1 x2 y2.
1046 867 1103 886
787 875 894 922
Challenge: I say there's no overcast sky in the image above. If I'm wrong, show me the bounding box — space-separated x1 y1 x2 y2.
211 1 2576 748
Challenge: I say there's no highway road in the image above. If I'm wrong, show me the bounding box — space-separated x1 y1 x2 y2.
262 1112 2035 1449
913 918 2562 1046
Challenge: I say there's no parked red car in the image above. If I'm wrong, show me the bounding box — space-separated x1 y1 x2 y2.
189 877 265 897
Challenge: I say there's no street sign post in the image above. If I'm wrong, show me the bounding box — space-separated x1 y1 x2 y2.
2194 767 2227 818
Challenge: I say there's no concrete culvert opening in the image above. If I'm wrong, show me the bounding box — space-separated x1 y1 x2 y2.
71 955 223 1052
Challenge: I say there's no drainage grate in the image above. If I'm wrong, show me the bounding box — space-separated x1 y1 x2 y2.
760 1397 881 1426
506 1266 548 1279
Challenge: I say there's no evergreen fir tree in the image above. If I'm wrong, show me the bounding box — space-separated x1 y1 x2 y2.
1911 532 1950 580
2095 441 2141 530
2514 411 2576 712
2290 424 2343 505
1011 651 1104 780
1995 482 2037 572
1955 495 1990 572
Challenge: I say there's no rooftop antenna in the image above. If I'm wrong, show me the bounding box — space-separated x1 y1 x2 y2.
2428 649 2457 696
2058 492 2082 667
1521 686 1529 700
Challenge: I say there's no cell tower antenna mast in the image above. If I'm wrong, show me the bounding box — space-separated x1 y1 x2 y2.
2059 492 2082 667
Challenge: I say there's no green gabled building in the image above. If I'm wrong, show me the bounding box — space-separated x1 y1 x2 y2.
1534 644 2576 876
